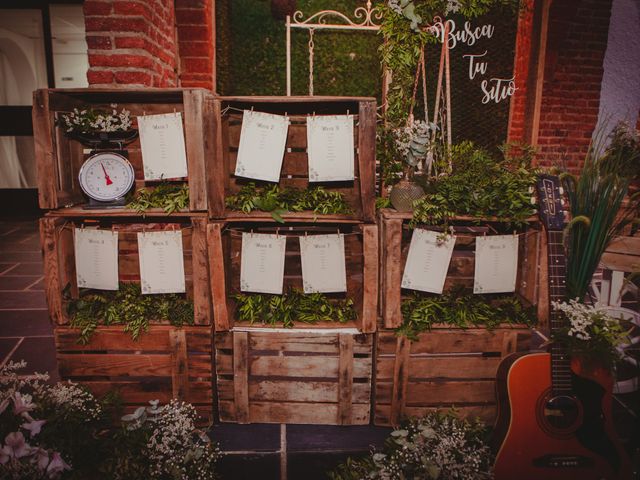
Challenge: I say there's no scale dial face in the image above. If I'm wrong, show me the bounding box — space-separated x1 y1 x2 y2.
78 152 135 202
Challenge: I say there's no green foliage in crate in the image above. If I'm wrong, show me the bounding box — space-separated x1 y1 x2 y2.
226 182 352 222
65 283 194 343
410 142 537 229
234 289 357 327
127 183 190 215
398 286 536 339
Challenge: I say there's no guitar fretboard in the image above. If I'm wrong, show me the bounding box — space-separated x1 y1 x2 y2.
547 229 571 396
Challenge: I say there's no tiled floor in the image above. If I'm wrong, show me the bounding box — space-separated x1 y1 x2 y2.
0 219 58 382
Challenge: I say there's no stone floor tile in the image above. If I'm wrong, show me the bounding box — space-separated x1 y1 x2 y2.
287 425 391 452
0 292 47 309
211 423 281 452
0 310 53 337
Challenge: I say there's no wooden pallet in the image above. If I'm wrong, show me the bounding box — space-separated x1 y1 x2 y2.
33 88 214 212
215 329 373 424
208 96 377 222
378 209 545 329
207 221 378 333
55 326 213 422
39 215 211 326
374 326 532 426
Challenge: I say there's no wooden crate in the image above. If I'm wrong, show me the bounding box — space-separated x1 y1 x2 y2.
374 326 532 426
207 221 378 333
208 96 377 222
215 329 373 424
378 209 545 329
55 326 214 422
39 214 211 326
33 88 215 212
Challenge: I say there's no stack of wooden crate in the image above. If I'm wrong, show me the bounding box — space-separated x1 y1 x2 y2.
374 209 543 426
34 88 216 421
207 96 379 425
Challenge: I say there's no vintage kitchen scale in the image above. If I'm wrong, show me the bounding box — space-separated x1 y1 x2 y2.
75 130 138 209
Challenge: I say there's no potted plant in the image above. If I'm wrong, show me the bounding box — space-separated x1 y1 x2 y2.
388 117 438 211
57 104 137 148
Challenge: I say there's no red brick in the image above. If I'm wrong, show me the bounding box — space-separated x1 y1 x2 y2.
114 36 147 49
114 70 153 85
176 25 208 41
177 41 211 57
176 8 207 24
181 57 210 73
87 69 114 84
89 53 154 69
113 1 153 19
86 35 112 50
83 0 112 16
85 17 149 34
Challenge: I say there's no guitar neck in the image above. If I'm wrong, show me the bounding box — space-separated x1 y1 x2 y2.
546 229 571 396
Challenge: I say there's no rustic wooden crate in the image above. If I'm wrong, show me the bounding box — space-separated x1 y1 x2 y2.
39 214 211 326
378 209 545 329
374 326 532 426
215 329 373 424
207 221 378 333
55 326 214 423
208 96 377 222
33 88 214 212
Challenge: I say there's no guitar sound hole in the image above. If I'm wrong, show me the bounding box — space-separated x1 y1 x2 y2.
544 395 581 431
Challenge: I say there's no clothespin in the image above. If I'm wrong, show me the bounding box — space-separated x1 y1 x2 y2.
513 230 517 237
251 106 254 112
276 228 280 239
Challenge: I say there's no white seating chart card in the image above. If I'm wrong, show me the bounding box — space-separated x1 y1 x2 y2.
235 110 290 183
138 112 189 180
474 235 519 293
307 115 355 182
299 234 347 293
401 229 456 294
137 230 186 294
74 228 119 290
240 232 286 294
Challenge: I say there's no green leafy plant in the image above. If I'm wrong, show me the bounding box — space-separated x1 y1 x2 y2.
127 183 190 215
399 286 536 339
66 283 194 343
562 124 640 300
233 289 357 328
410 142 537 229
329 410 493 480
225 183 351 222
551 299 630 369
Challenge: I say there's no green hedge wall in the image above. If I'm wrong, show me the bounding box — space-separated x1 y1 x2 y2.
216 0 382 98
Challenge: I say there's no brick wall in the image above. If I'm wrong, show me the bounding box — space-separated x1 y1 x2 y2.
507 0 535 144
175 0 216 90
509 0 613 174
84 0 179 87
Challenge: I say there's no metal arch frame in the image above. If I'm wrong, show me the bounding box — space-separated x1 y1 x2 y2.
285 0 382 96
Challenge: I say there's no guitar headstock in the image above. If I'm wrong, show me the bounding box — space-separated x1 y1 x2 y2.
536 174 565 231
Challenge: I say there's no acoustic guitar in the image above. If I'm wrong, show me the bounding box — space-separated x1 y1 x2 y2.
491 174 632 480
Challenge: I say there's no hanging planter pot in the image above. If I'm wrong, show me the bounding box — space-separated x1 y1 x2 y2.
271 0 297 20
68 129 139 148
389 179 425 212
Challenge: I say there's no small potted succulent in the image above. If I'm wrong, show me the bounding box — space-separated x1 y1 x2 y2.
57 104 137 148
389 118 438 211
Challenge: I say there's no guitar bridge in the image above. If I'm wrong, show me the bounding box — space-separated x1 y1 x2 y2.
533 454 595 469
